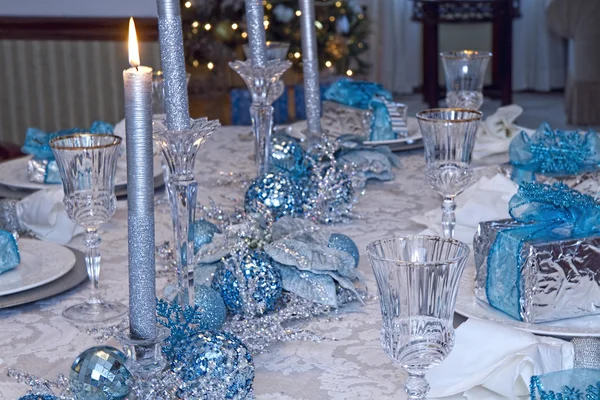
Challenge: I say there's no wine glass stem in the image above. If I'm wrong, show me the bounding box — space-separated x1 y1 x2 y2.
83 229 103 306
250 103 274 177
441 196 456 239
405 373 430 399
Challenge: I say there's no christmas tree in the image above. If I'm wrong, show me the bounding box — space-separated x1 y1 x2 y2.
180 0 369 77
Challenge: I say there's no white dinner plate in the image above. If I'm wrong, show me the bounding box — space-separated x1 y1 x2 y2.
0 154 164 192
0 239 77 296
455 265 600 338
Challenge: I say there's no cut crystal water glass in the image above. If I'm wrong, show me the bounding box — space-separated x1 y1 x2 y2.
50 133 126 323
366 235 470 399
440 50 492 110
417 108 482 239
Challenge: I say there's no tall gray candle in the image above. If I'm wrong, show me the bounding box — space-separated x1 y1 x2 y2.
123 18 157 340
156 0 190 131
244 0 267 67
299 0 322 135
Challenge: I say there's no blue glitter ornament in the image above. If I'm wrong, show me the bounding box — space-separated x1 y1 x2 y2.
245 172 304 220
194 285 227 330
69 346 130 400
175 331 254 399
193 219 221 253
212 251 282 316
269 133 309 178
18 396 58 400
328 233 360 267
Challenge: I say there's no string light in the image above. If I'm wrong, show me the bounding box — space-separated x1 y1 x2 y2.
294 52 301 58
325 61 332 68
207 62 214 70
241 32 248 38
335 1 342 7
346 69 353 76
264 20 269 28
184 1 192 8
193 60 199 67
357 43 363 48
231 23 238 30
315 21 323 29
358 14 364 19
191 21 199 28
204 23 211 31
266 3 273 10
295 10 301 16
329 16 335 22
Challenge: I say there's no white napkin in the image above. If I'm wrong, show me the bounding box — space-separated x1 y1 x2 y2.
411 174 518 244
16 188 83 245
427 319 574 400
473 105 535 160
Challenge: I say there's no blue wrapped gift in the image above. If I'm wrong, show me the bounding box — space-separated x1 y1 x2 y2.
530 369 600 400
22 121 114 184
474 181 600 323
230 87 289 125
0 230 20 274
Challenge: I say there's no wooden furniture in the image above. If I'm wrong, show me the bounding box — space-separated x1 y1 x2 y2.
412 0 520 108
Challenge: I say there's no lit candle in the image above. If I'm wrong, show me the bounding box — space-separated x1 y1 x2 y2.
123 17 157 340
244 0 267 67
299 0 322 135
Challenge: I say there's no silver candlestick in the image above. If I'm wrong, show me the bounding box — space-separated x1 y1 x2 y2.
299 0 322 138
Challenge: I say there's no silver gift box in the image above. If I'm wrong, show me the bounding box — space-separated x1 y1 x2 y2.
474 219 600 323
27 158 61 184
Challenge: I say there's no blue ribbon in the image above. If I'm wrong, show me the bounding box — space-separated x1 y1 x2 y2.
21 120 114 160
530 369 600 400
487 182 600 320
0 230 20 274
509 123 600 179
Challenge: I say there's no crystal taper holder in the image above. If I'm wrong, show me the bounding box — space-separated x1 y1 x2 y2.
229 59 291 176
116 325 169 379
153 117 220 308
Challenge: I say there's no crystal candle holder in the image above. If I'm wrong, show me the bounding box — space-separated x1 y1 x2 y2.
115 325 170 380
153 117 220 308
229 59 291 176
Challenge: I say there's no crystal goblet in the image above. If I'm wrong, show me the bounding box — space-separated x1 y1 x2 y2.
440 50 492 110
50 133 126 323
366 235 470 399
417 108 482 239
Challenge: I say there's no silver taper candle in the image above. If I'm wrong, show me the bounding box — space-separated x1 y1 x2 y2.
299 0 322 135
156 0 191 131
244 0 267 67
124 64 157 340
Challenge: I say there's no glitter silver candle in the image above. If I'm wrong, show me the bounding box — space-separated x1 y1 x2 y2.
124 18 157 340
244 0 267 67
299 0 322 135
156 0 191 131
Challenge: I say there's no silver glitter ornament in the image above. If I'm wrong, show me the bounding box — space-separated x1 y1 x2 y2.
69 346 131 400
245 172 304 220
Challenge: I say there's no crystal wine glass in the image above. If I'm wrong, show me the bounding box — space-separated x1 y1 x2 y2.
366 235 470 399
50 133 126 323
417 108 482 239
440 50 492 110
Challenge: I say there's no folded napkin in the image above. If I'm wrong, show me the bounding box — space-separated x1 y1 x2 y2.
411 173 518 244
16 188 83 245
473 105 535 160
427 319 574 400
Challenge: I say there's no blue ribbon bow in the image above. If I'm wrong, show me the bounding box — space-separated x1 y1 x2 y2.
509 123 600 179
21 120 114 160
487 182 600 320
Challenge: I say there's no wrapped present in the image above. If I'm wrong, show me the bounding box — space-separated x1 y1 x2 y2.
474 182 600 323
322 78 408 141
230 87 289 125
0 230 20 274
21 121 114 184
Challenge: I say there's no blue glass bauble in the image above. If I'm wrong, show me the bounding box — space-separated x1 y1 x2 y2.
194 285 227 330
328 233 360 268
18 395 58 400
269 133 308 178
193 219 221 253
244 172 304 220
211 251 282 315
69 346 130 400
176 331 254 399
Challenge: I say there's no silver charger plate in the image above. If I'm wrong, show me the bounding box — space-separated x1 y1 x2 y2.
0 247 87 309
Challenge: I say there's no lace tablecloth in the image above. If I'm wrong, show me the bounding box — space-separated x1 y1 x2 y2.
0 126 443 400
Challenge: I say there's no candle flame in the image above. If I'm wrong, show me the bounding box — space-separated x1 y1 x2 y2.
128 17 140 68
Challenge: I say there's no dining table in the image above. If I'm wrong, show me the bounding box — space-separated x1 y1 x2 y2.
0 124 502 399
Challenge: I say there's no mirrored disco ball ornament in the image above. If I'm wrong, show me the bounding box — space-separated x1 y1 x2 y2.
211 251 282 316
328 233 360 268
194 284 227 330
174 331 254 399
244 172 304 220
193 218 221 253
269 133 309 178
69 346 131 400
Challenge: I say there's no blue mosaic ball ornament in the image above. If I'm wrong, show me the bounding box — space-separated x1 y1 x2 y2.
18 395 58 400
211 251 282 316
175 331 254 399
194 285 227 330
245 172 304 220
269 133 309 179
193 218 221 253
328 233 360 268
69 346 130 400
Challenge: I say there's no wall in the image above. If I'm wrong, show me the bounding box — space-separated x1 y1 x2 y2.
0 0 157 17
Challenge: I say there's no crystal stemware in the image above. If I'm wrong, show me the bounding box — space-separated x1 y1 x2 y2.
417 108 482 239
440 50 492 110
366 235 470 399
50 133 126 323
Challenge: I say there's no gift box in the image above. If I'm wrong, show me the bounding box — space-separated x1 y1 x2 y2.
473 182 600 323
230 87 289 125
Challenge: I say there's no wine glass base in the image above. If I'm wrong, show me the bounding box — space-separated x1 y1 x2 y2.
62 301 127 323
